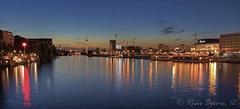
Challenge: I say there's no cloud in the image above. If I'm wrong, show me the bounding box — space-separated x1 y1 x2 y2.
161 26 184 34
175 38 182 41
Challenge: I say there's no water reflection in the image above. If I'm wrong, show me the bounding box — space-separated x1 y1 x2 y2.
1 56 240 108
22 66 31 108
148 62 153 90
170 62 220 97
209 62 217 96
0 63 40 108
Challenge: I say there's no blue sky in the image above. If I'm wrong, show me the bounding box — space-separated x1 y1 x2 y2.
1 0 240 48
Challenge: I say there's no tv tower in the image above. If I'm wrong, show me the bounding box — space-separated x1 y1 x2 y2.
85 32 88 53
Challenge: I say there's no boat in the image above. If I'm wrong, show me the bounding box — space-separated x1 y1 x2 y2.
172 54 209 63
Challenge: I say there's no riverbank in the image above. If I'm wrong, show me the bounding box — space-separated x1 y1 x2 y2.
0 55 39 68
84 54 240 63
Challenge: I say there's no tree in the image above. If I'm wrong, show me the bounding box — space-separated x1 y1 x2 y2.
219 50 225 57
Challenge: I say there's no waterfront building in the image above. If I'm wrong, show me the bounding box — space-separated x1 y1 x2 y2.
192 39 219 54
109 40 116 52
1 30 14 46
28 38 53 47
220 32 240 53
27 38 53 55
27 38 52 52
14 35 28 51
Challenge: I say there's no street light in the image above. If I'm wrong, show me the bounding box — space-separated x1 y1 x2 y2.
22 42 26 55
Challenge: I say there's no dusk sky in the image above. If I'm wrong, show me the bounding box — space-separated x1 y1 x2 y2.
1 0 240 49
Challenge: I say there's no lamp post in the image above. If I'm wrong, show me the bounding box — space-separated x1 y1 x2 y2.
22 42 26 55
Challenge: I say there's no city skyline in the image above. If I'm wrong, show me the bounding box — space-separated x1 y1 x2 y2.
1 0 240 48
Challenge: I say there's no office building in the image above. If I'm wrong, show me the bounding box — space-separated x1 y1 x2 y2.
220 32 240 53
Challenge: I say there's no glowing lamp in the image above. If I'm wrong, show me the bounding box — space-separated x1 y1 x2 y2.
23 43 27 47
23 43 27 55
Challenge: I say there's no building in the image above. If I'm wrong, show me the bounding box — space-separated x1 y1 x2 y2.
1 30 14 46
28 38 54 58
192 39 219 54
14 35 28 51
220 32 240 53
109 40 116 52
158 44 169 51
28 38 53 48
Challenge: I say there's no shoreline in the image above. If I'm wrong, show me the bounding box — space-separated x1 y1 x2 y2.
82 54 240 63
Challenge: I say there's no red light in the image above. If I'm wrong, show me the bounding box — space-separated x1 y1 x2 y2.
23 43 27 47
22 67 31 108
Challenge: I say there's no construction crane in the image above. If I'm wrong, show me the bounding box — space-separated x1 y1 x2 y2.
192 32 198 43
123 40 128 48
133 37 137 47
115 33 120 40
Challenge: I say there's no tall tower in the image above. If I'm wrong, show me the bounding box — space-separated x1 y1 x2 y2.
85 32 88 53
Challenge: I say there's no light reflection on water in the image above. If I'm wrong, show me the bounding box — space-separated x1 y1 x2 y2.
1 56 240 108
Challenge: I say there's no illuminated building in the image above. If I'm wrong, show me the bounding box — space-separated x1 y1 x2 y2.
1 30 15 46
220 32 240 53
192 39 219 54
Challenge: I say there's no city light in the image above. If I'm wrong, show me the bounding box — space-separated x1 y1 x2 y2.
23 42 27 55
23 43 27 47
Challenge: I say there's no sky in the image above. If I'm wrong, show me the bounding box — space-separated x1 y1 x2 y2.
1 0 240 49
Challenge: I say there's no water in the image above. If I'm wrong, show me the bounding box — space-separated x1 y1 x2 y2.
1 55 240 109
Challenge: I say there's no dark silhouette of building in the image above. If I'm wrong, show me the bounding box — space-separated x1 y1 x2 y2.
109 40 116 52
14 35 28 52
